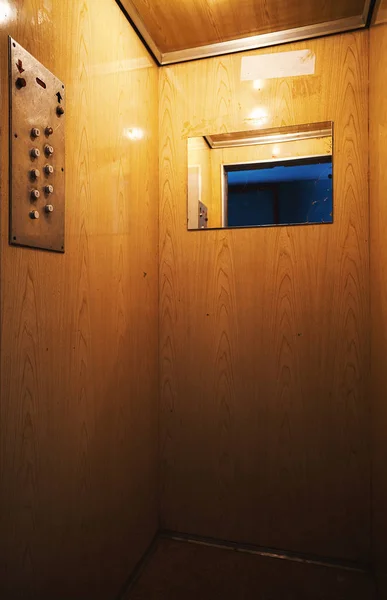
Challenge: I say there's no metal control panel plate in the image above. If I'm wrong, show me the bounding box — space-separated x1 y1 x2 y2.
9 37 65 252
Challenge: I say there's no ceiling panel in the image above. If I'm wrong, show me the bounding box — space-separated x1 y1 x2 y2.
118 0 372 64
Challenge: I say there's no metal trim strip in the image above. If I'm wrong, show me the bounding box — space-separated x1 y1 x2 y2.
219 153 332 171
160 530 370 573
205 127 332 149
115 0 163 64
161 16 365 65
363 0 376 24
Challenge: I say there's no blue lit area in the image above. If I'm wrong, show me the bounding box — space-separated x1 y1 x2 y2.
226 157 333 228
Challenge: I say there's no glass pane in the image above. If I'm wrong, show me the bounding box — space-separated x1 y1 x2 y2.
187 122 333 230
226 156 333 228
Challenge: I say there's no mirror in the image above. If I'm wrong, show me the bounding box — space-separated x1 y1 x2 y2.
187 122 333 230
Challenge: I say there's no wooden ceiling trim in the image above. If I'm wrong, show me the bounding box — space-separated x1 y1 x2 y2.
128 0 365 53
116 1 373 66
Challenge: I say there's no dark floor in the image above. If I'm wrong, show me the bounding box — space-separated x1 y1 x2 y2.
124 537 375 600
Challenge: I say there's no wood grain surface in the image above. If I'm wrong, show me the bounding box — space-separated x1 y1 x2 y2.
122 0 365 54
370 22 387 600
373 0 387 25
159 32 370 562
0 1 159 598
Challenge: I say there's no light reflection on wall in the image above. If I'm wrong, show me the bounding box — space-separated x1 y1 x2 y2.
0 1 13 24
248 107 268 126
123 127 144 141
253 79 265 91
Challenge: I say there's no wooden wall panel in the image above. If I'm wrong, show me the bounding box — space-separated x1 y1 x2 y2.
370 22 387 599
374 0 387 25
0 1 159 599
124 0 365 54
159 32 370 561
